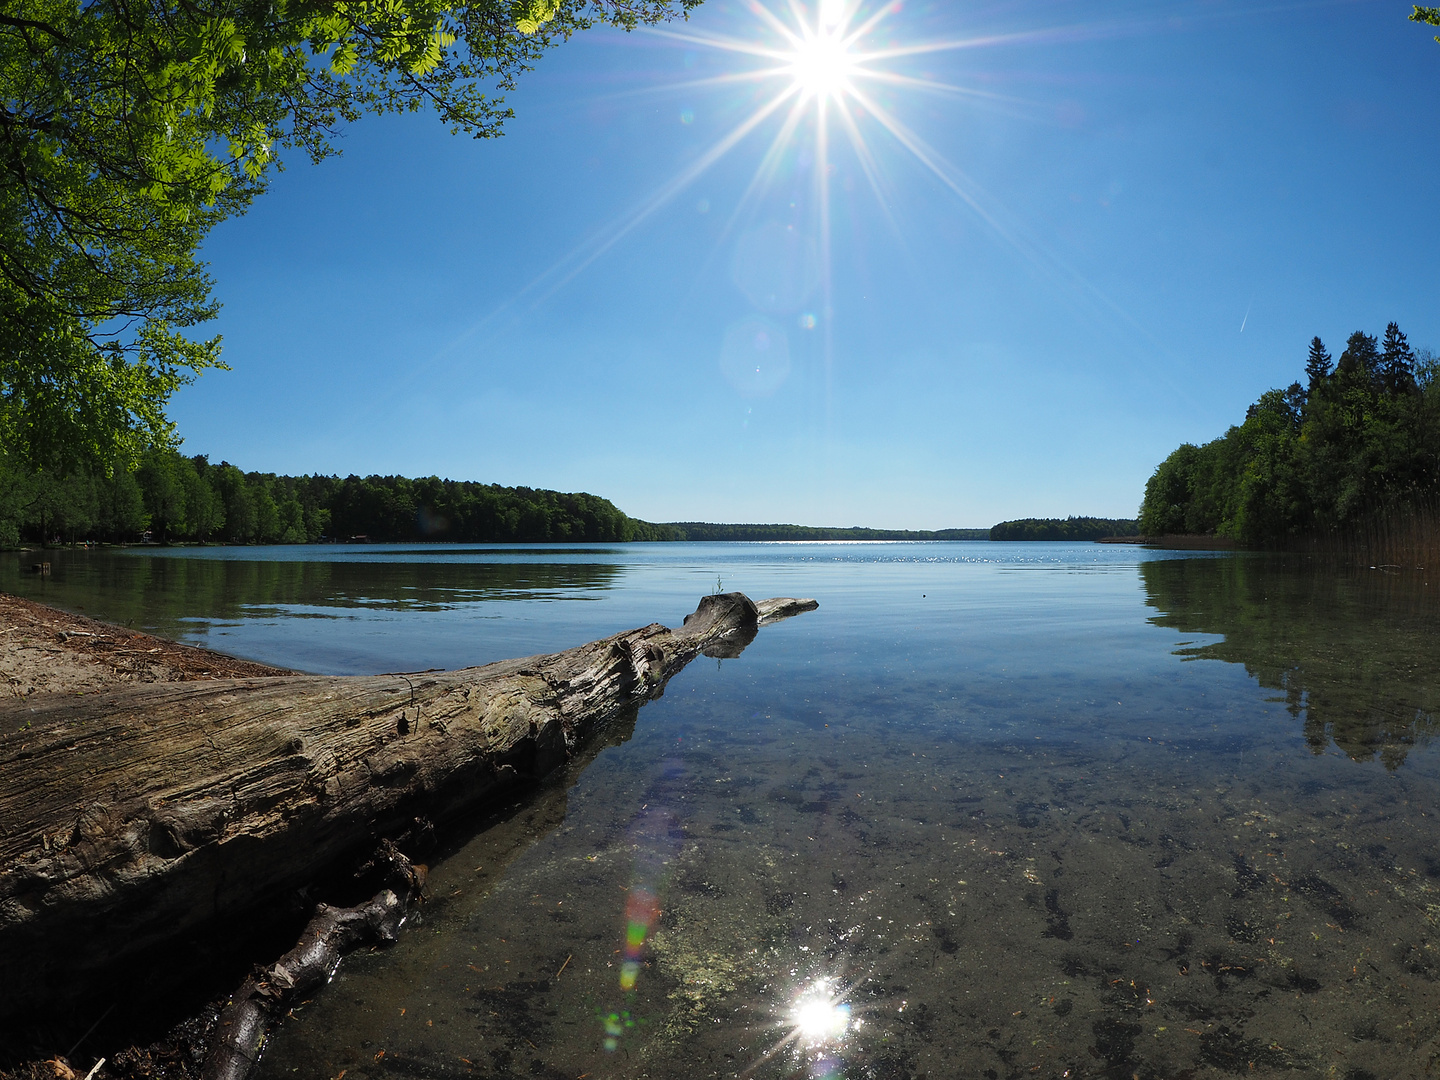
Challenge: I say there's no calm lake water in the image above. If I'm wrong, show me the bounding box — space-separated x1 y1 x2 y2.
6 542 1440 1078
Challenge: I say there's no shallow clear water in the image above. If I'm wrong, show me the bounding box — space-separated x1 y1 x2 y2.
7 542 1440 1077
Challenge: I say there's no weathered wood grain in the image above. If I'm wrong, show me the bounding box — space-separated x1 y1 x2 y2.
0 592 816 1021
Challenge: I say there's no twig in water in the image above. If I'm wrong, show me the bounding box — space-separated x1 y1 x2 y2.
556 954 572 979
82 1060 106 1080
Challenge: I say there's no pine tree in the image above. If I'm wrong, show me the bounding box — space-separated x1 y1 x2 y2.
1380 322 1416 394
1337 331 1381 386
1305 337 1332 388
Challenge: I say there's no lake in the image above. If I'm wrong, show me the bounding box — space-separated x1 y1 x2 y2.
5 542 1439 1078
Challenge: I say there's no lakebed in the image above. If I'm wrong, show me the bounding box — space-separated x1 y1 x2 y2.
2 542 1438 1078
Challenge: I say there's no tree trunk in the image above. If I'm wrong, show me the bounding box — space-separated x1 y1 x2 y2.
0 592 815 1023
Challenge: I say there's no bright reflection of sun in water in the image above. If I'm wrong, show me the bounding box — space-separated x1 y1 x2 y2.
733 975 867 1078
792 980 852 1046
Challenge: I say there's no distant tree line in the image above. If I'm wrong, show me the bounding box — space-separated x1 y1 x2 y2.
989 517 1140 541
0 451 671 547
659 523 989 541
1139 325 1439 548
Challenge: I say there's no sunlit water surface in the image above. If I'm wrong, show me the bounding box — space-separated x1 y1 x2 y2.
6 542 1440 1078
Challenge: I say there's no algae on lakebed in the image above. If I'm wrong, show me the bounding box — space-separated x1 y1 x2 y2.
257 681 1440 1077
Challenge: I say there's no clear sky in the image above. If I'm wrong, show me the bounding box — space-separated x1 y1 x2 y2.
172 0 1440 529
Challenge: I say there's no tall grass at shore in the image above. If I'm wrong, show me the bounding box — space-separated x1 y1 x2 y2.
1293 500 1439 569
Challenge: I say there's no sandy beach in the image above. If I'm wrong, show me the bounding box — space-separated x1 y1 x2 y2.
0 592 296 702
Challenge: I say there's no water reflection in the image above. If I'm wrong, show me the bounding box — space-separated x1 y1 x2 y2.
3 549 624 625
0 548 628 671
1141 557 1440 767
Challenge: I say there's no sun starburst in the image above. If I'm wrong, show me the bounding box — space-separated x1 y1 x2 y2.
456 3 1109 379
785 1 859 98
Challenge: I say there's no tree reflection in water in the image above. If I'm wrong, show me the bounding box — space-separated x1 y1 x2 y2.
1140 555 1440 768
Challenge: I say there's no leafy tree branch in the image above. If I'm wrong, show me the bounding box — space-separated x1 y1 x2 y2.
1 0 700 470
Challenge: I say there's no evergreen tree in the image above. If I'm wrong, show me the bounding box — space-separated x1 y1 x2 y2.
181 462 224 543
1305 337 1332 388
1336 331 1381 387
1381 322 1417 394
1140 326 1440 547
97 466 148 541
137 449 188 543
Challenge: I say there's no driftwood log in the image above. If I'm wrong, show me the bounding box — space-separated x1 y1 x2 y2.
0 592 817 1027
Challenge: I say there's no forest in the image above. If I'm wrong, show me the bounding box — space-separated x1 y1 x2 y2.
0 451 673 546
989 517 1140 541
1139 324 1439 549
0 448 1021 547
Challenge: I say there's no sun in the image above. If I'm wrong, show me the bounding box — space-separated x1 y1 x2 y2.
506 3 1034 344
789 34 855 97
787 5 858 99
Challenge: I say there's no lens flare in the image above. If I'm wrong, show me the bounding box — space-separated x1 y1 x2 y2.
619 886 659 991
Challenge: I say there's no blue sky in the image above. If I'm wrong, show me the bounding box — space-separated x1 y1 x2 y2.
173 0 1440 529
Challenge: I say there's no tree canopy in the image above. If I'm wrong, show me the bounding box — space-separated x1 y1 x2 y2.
0 447 675 545
988 517 1139 541
1138 324 1440 547
0 0 698 471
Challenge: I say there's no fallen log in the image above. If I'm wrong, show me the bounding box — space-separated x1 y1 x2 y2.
0 592 817 1027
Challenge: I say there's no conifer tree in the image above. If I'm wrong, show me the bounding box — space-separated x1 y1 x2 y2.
1337 331 1381 387
1380 322 1417 394
1305 337 1332 388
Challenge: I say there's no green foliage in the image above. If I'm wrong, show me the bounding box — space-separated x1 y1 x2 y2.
0 452 1002 547
988 517 1139 541
0 0 699 470
1139 326 1440 547
1304 336 1332 388
1413 4 1440 42
0 450 671 544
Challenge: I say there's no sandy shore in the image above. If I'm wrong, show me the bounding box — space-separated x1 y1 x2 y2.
0 596 300 1076
0 593 296 702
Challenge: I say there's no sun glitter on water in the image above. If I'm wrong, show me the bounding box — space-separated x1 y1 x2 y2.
792 985 851 1046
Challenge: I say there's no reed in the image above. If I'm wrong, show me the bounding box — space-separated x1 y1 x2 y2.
1292 499 1440 569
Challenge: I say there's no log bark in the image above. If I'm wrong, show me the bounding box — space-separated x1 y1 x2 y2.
0 592 816 1023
